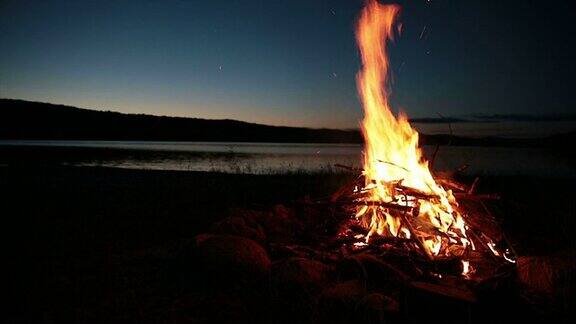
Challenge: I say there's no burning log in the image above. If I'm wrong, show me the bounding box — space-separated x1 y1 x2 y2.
329 235 414 248
298 200 413 213
436 178 468 192
395 184 440 200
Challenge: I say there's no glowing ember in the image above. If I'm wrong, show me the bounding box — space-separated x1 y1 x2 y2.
461 260 471 277
354 0 471 259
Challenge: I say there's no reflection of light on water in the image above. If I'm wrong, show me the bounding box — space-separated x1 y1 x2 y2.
2 140 574 176
73 146 576 176
76 153 362 174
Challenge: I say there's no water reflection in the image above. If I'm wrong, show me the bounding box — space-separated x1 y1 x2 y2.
1 140 574 177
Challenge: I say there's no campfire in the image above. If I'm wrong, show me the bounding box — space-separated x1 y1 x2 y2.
332 0 515 278
193 1 524 321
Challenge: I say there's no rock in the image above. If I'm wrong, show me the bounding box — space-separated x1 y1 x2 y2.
211 215 266 243
254 205 304 244
270 257 333 324
271 257 333 298
317 280 366 324
338 254 411 291
517 255 575 296
354 293 400 324
194 234 271 290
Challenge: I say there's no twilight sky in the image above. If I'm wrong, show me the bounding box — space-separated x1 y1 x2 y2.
1 0 575 129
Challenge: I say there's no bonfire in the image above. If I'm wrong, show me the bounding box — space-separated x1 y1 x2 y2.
332 0 516 278
190 2 536 323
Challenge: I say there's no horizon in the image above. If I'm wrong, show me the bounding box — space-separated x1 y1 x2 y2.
2 0 575 130
4 97 576 138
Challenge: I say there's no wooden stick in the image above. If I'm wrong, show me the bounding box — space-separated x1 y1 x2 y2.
436 178 467 192
468 177 480 194
334 164 363 172
453 193 500 200
396 184 439 200
330 235 414 247
398 212 433 261
299 200 414 212
369 236 415 245
429 144 441 171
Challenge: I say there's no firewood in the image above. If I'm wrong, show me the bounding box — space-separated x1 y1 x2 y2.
298 200 414 213
453 192 500 201
398 213 434 261
369 236 415 245
468 177 480 194
396 184 440 200
410 281 476 302
436 178 468 192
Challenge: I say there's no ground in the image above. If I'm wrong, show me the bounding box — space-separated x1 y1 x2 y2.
2 163 575 323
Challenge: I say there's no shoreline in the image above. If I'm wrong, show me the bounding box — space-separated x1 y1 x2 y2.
2 144 575 178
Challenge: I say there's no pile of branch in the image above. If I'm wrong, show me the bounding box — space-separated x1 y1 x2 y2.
298 164 517 280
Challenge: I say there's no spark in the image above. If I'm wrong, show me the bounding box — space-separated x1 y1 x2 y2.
398 61 406 72
419 25 427 40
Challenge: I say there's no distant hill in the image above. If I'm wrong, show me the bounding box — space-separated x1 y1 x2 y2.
0 99 361 143
1 99 574 147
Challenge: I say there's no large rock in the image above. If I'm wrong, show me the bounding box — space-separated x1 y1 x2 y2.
270 257 333 324
271 257 333 298
354 293 400 324
194 234 271 290
253 205 304 244
317 280 366 324
211 215 266 243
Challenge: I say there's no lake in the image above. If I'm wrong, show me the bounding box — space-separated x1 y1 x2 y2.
1 140 574 177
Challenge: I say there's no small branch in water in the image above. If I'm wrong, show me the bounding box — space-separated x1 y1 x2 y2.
334 164 363 172
430 144 441 171
436 112 454 146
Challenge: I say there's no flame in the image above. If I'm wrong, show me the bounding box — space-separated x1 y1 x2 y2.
354 0 469 257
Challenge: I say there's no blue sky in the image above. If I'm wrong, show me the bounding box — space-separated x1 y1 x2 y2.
1 0 575 129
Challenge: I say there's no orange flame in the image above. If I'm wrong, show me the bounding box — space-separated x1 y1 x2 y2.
355 0 468 257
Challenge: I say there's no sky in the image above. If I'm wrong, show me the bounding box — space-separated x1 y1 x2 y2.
1 0 575 129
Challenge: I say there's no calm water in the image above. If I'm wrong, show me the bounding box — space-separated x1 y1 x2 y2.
1 140 575 177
